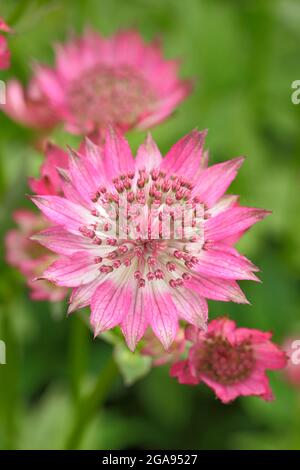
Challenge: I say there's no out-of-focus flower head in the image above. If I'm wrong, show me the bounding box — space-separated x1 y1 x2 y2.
171 318 287 403
5 209 67 301
31 128 269 350
0 17 12 70
2 29 192 135
5 144 69 301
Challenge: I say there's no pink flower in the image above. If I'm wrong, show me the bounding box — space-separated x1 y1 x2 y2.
171 318 287 403
282 336 300 388
31 128 270 350
3 29 192 134
5 210 67 301
141 328 186 366
6 143 69 301
0 17 11 70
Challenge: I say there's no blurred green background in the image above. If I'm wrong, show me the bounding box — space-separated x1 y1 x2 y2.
0 0 300 450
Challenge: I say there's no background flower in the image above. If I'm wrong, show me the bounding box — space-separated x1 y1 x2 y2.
2 29 192 135
171 319 287 403
5 143 68 301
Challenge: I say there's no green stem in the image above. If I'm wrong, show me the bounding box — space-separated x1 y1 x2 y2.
64 355 118 450
69 315 89 406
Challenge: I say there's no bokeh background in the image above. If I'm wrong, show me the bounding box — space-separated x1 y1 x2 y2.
0 0 300 450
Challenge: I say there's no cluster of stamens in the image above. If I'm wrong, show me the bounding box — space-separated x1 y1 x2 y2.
79 168 207 289
196 336 255 385
67 64 156 128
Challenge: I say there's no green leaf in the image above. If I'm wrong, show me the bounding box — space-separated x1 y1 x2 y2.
113 344 152 386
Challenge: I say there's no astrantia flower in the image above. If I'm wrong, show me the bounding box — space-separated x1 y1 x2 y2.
31 128 269 350
171 318 287 403
2 30 191 134
5 144 68 301
5 210 67 301
0 17 11 70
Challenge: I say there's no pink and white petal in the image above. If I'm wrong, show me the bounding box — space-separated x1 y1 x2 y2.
208 195 239 217
68 147 101 204
31 226 104 256
103 127 134 179
135 133 162 171
186 275 249 304
147 285 179 349
121 286 149 351
195 247 259 281
160 129 207 180
41 251 100 287
193 157 244 207
205 207 271 242
31 195 94 232
68 278 100 313
171 288 208 329
91 276 132 335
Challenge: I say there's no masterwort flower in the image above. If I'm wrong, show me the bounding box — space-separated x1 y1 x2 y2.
31 128 269 350
5 143 68 301
2 29 192 134
171 318 287 403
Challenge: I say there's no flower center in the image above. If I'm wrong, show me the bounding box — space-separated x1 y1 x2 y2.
68 64 156 129
196 336 255 385
79 168 206 289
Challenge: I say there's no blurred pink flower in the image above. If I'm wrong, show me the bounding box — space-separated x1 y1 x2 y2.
2 29 192 134
282 336 300 388
171 318 287 403
31 128 269 350
0 17 11 70
141 328 186 366
6 143 69 301
5 210 67 301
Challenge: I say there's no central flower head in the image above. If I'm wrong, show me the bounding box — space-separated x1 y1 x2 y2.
32 128 269 350
77 163 205 291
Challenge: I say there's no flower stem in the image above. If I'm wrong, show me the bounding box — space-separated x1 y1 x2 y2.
64 355 118 450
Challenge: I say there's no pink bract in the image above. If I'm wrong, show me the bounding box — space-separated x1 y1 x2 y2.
2 29 192 134
171 318 287 403
31 128 270 350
